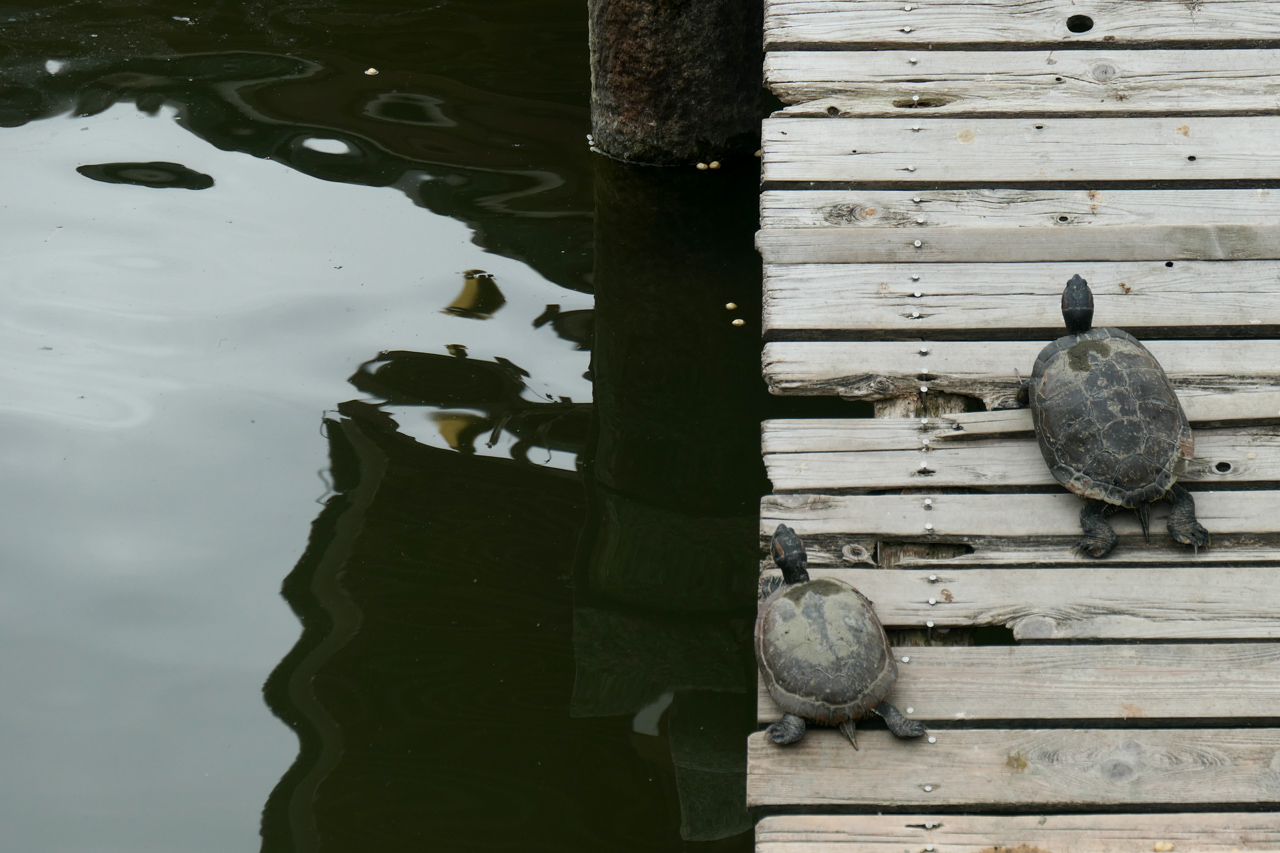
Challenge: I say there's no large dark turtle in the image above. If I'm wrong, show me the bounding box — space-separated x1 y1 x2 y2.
1023 274 1210 558
755 524 926 748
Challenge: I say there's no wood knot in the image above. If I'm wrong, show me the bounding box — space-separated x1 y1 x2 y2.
1101 758 1135 782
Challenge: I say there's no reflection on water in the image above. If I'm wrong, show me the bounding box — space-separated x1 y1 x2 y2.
0 0 773 850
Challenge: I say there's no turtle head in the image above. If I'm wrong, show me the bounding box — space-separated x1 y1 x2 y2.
770 523 810 585
1061 274 1094 335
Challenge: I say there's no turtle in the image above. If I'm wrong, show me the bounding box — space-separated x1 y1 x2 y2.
1021 274 1211 558
754 523 926 749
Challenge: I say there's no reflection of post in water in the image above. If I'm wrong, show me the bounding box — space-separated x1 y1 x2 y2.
572 154 768 841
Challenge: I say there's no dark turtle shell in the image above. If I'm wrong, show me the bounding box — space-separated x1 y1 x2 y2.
754 577 897 725
1029 326 1193 507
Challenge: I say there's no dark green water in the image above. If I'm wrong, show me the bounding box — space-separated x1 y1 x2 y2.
0 1 819 849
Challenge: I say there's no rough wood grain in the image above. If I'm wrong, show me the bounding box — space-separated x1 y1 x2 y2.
763 340 1280 408
760 225 1280 263
757 643 1280 722
762 117 1280 184
765 423 1280 491
747 728 1280 808
763 392 1280 449
761 189 1280 229
756 566 1280 639
756 813 1280 852
778 536 1280 569
767 50 1280 115
764 259 1280 335
762 490 1280 537
886 389 1280 437
765 0 1280 48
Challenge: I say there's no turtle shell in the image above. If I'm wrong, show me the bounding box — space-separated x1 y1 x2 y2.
754 577 897 726
1029 326 1194 507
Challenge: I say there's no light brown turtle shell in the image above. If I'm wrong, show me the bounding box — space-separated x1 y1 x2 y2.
754 577 898 726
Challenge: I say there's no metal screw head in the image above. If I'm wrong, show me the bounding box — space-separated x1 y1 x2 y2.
919 416 928 424
912 94 920 102
909 57 919 64
928 597 937 605
919 385 928 393
902 25 913 32
902 656 911 663
912 126 922 132
926 620 934 628
912 197 922 204
925 821 934 828
925 847 934 852
914 290 923 297
923 785 933 792
907 165 917 172
928 736 937 744
911 310 921 318
913 240 923 247
912 273 921 280
916 217 925 225
924 522 934 531
906 706 914 714
924 500 933 507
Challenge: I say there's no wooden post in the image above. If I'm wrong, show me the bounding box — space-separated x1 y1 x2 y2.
588 0 764 164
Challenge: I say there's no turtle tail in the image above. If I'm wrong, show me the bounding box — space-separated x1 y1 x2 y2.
1136 502 1152 544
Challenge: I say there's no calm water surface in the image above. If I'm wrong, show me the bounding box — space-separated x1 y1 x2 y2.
1 1 777 850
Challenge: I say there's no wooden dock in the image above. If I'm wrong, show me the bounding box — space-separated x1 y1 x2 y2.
752 1 1280 848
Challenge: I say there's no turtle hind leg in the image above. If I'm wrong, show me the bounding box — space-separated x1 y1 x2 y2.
837 719 858 750
1077 499 1119 558
767 713 806 745
873 701 926 739
1167 484 1210 552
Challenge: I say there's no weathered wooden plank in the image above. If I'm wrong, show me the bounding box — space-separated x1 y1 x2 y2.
762 490 1280 537
908 390 1280 438
764 392 1280 449
765 0 1280 48
747 728 1280 808
767 50 1280 115
757 644 1280 722
764 260 1280 334
763 340 1280 408
765 424 1277 491
761 189 1280 229
782 536 1280 569
756 813 1280 852
759 225 1280 263
762 117 1280 184
756 566 1280 639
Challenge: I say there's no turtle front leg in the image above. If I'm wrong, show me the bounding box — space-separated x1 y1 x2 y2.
1167 484 1210 552
767 713 806 745
1077 499 1119 558
873 701 926 739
